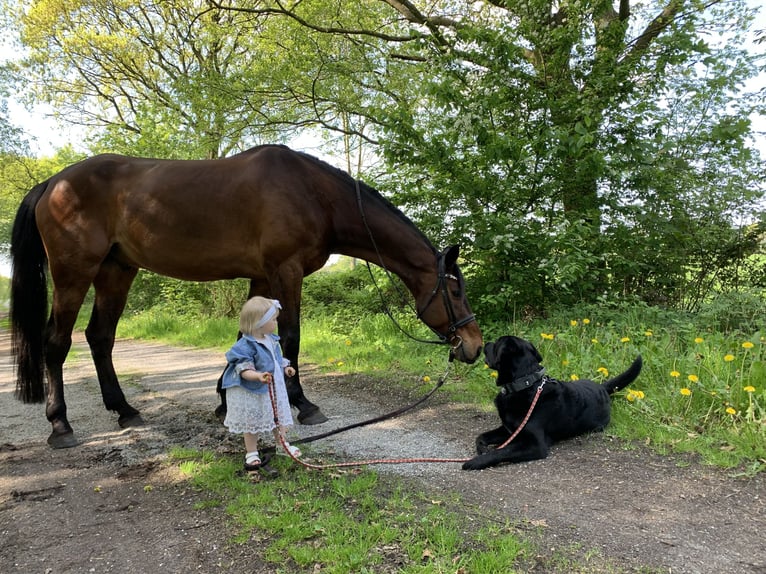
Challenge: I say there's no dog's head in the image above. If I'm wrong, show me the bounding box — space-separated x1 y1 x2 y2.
484 336 543 387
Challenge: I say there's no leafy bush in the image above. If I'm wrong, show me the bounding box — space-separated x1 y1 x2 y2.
301 262 412 322
695 290 766 333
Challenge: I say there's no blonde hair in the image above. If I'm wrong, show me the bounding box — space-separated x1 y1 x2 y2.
239 296 279 335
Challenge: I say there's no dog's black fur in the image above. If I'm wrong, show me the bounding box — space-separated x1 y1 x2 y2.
462 336 642 470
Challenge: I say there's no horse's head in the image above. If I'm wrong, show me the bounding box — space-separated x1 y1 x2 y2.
417 245 483 364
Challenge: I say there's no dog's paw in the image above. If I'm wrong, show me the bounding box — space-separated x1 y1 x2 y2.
476 441 492 455
462 456 487 471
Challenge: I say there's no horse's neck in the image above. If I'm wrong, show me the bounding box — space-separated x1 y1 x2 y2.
334 198 436 295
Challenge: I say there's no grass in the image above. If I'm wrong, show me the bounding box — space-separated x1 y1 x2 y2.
5 281 761 571
169 447 645 574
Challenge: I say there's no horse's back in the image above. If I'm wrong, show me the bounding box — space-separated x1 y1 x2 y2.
34 147 337 281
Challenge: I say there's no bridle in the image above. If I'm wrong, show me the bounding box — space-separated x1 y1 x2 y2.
415 252 477 352
354 178 476 350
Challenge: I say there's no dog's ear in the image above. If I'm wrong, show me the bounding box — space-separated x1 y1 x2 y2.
484 341 497 368
513 336 543 367
529 341 543 364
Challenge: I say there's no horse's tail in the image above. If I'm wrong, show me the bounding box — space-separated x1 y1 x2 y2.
10 180 50 403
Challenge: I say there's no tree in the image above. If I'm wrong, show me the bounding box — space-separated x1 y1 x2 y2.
10 0 765 315
14 0 327 158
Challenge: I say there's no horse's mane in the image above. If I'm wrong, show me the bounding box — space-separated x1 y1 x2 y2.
239 144 435 251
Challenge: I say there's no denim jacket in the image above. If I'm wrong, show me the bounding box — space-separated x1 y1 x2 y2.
221 334 289 395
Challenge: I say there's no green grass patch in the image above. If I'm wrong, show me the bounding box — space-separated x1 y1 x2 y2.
168 448 651 573
116 307 238 351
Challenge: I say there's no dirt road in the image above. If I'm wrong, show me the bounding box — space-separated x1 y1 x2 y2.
1 328 764 573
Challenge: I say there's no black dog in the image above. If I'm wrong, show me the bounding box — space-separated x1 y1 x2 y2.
462 336 642 470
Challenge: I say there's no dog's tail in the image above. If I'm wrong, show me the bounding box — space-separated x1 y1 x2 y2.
603 356 643 394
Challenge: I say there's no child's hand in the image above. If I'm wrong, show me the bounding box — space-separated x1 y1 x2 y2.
260 372 273 384
285 366 296 378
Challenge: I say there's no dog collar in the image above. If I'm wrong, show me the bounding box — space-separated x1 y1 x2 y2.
501 368 547 395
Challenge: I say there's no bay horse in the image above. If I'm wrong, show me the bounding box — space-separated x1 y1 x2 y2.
10 144 482 449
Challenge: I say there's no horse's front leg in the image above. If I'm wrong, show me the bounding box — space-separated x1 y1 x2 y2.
272 268 328 425
281 328 328 425
86 262 143 429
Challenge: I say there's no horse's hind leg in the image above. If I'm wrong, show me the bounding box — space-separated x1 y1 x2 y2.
85 260 142 428
45 279 93 448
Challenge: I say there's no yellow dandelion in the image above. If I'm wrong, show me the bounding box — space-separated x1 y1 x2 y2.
345 339 352 346
570 320 578 327
541 333 555 340
483 363 489 369
620 337 630 343
725 407 737 415
582 318 591 325
591 338 599 344
744 386 756 393
562 359 570 366
687 374 699 383
490 371 498 378
626 389 645 402
694 337 704 343
680 388 692 396
634 390 645 399
570 374 579 381
422 375 431 383
670 370 681 378
336 361 344 367
742 341 754 349
644 330 653 337
597 367 609 377
327 357 336 363
724 354 735 362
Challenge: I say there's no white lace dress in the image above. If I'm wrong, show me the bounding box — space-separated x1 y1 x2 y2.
223 336 294 436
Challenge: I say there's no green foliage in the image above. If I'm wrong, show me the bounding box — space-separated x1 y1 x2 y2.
124 272 250 319
371 0 766 314
301 260 412 322
0 147 86 247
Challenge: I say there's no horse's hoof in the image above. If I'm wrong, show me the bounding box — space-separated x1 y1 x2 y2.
214 405 227 423
298 409 329 425
47 431 79 449
118 413 145 428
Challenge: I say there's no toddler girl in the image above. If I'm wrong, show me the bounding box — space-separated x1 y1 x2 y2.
222 296 301 472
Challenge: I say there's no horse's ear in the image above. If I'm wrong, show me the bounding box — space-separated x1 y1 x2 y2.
442 245 460 267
